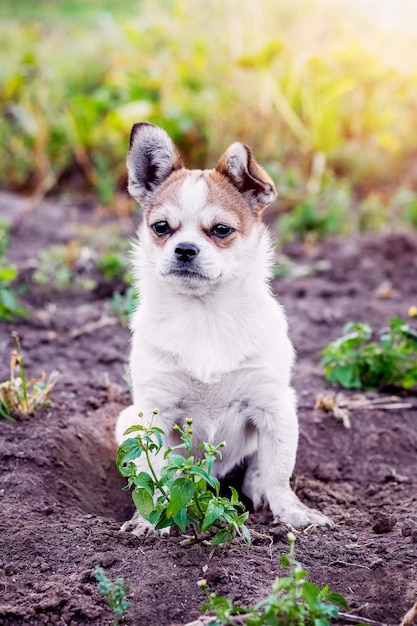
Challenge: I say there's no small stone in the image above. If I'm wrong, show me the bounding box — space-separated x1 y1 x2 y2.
372 513 397 534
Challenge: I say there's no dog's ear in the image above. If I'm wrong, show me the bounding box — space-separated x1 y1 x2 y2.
216 143 276 212
127 122 184 204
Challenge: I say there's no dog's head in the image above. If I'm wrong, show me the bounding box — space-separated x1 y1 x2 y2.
127 123 276 295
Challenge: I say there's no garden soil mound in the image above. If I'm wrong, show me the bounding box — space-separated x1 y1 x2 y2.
0 192 416 626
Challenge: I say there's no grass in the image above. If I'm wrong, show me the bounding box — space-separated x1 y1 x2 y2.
0 332 59 420
1 0 417 235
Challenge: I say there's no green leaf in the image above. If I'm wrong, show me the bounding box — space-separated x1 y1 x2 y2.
173 507 188 532
133 471 155 496
166 478 195 518
325 591 349 610
166 454 187 469
280 554 290 567
132 487 154 521
148 508 162 526
116 438 143 470
121 423 145 436
155 508 174 530
240 524 252 545
302 580 320 607
314 619 331 626
190 465 219 490
211 529 233 545
201 501 224 532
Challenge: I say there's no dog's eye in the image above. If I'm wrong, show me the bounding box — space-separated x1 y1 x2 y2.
210 224 235 239
151 221 171 236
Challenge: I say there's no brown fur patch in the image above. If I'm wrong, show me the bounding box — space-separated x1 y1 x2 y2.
204 169 259 243
216 144 276 212
144 167 263 249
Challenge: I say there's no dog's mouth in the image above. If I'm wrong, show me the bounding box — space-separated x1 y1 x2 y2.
168 268 211 281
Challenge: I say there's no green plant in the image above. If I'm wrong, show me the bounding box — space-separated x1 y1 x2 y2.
200 532 348 625
0 332 59 420
277 178 353 242
33 225 131 293
33 242 97 291
110 286 139 325
94 566 131 625
96 252 127 281
0 227 27 321
117 414 251 545
320 317 417 390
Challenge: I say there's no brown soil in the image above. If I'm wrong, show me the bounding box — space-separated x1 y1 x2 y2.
0 191 416 626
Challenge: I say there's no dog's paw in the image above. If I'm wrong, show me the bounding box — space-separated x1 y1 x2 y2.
274 500 334 529
120 512 171 538
268 491 334 529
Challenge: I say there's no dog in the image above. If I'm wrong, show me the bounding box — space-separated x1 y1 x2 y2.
116 122 333 534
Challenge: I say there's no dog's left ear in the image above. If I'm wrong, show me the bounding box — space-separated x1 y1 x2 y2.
216 143 276 212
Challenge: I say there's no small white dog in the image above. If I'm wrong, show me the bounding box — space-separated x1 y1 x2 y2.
116 122 332 533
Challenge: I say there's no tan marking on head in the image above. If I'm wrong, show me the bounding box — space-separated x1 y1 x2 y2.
144 170 187 247
144 167 263 250
203 169 259 247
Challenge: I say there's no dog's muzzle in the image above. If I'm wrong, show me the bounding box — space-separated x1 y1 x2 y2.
174 242 200 263
168 242 210 283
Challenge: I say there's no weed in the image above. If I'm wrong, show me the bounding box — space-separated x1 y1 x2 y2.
94 567 131 626
0 226 27 321
96 252 128 282
200 532 348 625
33 225 131 293
117 413 250 545
33 242 96 291
110 286 139 326
277 178 353 242
0 332 59 420
320 317 417 390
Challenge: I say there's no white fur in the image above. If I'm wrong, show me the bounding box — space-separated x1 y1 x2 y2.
117 139 333 535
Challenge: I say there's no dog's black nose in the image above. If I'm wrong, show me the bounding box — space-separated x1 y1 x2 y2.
175 242 199 263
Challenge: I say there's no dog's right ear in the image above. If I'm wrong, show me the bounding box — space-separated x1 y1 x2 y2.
127 123 184 204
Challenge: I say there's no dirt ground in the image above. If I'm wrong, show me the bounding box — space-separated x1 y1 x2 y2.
0 191 416 626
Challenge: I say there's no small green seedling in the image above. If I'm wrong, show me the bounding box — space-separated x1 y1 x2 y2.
0 227 28 321
0 332 59 420
320 317 417 390
200 532 348 625
117 413 251 545
94 567 131 625
33 242 97 291
110 286 139 326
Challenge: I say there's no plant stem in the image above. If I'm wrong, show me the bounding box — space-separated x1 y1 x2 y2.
144 446 168 499
12 332 28 413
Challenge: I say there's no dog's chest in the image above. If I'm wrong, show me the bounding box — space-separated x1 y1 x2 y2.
163 383 259 474
136 290 278 384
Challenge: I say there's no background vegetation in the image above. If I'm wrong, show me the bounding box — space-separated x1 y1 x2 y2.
1 0 417 234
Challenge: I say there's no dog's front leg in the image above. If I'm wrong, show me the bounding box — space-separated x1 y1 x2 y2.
244 389 333 529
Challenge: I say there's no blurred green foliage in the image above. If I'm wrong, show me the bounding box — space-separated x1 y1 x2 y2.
1 0 417 236
32 222 131 291
0 226 28 321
